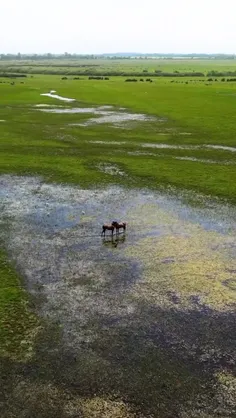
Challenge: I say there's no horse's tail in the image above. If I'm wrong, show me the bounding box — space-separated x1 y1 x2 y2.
101 226 105 236
124 222 126 230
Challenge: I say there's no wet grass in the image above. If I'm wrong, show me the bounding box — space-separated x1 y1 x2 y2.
1 75 236 201
0 250 40 361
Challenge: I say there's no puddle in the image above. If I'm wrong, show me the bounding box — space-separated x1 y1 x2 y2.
40 92 75 102
179 132 192 135
89 140 127 145
39 106 102 114
78 112 155 126
128 151 157 156
98 105 114 110
37 102 156 127
1 175 236 417
35 104 64 108
175 156 236 165
205 144 236 152
142 142 236 153
96 163 127 176
127 153 236 166
142 143 193 150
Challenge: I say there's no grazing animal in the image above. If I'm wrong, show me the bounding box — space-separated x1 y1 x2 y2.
101 224 115 236
112 221 126 234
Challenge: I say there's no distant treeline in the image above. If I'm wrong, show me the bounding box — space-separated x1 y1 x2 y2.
207 70 236 77
0 73 27 78
1 53 236 60
88 76 110 80
0 67 205 77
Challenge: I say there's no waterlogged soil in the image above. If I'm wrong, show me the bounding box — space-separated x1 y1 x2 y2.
96 163 127 176
1 175 236 418
36 99 157 127
142 143 236 153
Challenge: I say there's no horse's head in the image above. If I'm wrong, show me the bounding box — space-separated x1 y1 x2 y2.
112 221 118 226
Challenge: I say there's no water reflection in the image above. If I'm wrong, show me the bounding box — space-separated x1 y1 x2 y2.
102 234 126 248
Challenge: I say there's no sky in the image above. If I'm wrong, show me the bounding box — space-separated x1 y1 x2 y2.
1 0 236 54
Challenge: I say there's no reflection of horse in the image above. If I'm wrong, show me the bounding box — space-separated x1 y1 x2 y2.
102 234 126 248
101 224 115 237
112 221 126 234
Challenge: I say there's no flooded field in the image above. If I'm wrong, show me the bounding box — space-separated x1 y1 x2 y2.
1 175 236 417
36 100 156 127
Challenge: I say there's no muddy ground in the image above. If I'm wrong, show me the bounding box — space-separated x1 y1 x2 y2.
1 175 236 417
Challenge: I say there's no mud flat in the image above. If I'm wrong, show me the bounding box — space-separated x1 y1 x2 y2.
1 175 236 417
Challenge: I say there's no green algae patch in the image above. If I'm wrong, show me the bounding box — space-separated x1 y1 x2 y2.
0 250 41 361
126 206 236 311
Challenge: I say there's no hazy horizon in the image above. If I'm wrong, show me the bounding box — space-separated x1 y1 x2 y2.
1 0 236 55
1 51 235 56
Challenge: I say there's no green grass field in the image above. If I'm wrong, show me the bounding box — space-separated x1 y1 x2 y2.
1 59 236 417
1 66 236 200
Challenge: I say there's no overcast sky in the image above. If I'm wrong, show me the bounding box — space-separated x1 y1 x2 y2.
1 0 235 54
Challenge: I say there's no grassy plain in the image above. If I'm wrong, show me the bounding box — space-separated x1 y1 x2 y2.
0 59 236 417
1 65 236 199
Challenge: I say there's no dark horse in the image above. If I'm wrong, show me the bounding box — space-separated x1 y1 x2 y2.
101 224 115 236
112 221 126 234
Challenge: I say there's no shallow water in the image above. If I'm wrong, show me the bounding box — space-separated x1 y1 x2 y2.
174 156 236 165
142 142 236 154
89 140 127 145
142 143 194 150
205 144 236 152
77 112 155 126
1 175 236 318
37 101 156 126
35 104 64 108
40 92 75 102
1 175 236 417
39 106 102 114
96 163 127 176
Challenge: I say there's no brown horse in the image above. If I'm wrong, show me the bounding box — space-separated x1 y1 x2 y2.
101 224 115 236
112 221 126 234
